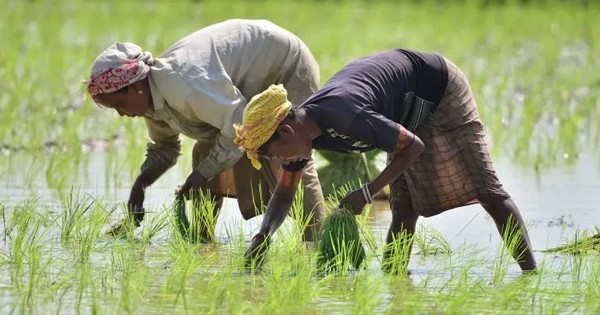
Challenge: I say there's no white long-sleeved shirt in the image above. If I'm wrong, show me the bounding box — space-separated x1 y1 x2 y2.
140 19 319 180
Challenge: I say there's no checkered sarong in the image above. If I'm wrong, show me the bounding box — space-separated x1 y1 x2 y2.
389 58 508 217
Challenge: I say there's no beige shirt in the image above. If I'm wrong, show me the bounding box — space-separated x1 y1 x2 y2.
140 19 318 180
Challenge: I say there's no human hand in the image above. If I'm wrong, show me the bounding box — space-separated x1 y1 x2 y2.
244 233 271 270
106 180 146 237
106 214 139 237
176 169 208 201
128 178 146 225
338 187 368 215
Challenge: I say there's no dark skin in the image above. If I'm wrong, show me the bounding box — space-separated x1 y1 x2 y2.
246 108 537 273
245 108 425 266
95 79 209 236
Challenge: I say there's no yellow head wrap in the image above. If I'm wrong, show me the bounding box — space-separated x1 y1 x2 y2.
234 84 292 170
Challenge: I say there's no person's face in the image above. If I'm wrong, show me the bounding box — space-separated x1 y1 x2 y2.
260 124 312 165
94 84 151 117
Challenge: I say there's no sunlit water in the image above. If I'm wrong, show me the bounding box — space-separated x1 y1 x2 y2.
2 152 598 260
1 151 599 313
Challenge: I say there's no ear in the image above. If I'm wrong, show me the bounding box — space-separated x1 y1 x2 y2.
130 80 147 94
277 124 294 136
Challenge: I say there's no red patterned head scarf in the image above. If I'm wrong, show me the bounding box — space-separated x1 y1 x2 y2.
87 42 154 96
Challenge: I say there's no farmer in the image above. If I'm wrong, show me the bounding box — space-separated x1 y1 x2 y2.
237 49 537 272
86 19 325 241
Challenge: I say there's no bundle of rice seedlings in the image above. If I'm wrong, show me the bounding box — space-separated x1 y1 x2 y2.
173 198 214 243
317 205 366 274
174 198 191 241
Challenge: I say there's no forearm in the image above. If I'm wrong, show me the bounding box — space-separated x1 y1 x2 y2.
367 135 424 195
134 171 161 189
257 185 296 236
140 139 181 182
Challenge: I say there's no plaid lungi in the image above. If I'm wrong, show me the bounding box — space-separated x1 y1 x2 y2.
389 58 508 217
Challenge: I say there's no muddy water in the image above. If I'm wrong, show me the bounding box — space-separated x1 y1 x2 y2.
1 151 599 261
1 151 599 313
373 153 600 251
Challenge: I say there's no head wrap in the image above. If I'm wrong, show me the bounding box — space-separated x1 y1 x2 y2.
87 42 154 96
234 84 292 170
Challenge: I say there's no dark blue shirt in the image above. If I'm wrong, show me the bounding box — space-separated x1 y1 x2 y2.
283 49 448 172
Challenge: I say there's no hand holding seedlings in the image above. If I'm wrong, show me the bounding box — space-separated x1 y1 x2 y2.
176 169 208 201
245 233 271 270
338 186 371 215
128 178 146 224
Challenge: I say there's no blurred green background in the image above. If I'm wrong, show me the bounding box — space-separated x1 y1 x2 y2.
0 0 598 190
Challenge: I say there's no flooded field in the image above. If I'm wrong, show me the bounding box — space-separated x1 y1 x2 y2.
2 0 600 313
1 150 599 314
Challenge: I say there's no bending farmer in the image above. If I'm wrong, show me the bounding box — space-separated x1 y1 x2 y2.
236 49 537 272
86 19 325 241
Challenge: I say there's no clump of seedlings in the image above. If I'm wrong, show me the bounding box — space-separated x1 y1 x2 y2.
317 205 366 274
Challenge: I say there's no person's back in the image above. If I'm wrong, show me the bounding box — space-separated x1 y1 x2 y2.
156 19 317 103
88 19 325 242
303 49 447 136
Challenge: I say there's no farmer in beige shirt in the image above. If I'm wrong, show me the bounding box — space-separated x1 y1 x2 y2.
86 19 324 241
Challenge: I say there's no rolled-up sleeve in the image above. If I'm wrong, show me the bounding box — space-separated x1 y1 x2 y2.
141 115 182 179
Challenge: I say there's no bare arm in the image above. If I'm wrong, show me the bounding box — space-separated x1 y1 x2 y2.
367 132 424 196
245 167 302 268
340 126 425 213
257 182 297 236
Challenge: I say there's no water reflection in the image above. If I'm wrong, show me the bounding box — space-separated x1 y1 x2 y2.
2 151 599 253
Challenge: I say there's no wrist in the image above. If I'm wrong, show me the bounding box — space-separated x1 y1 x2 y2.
252 232 269 243
137 173 153 189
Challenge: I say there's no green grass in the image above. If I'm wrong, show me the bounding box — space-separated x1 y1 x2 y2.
2 0 600 313
2 195 600 314
1 0 599 182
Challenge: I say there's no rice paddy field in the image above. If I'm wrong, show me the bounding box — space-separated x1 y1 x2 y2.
1 0 600 314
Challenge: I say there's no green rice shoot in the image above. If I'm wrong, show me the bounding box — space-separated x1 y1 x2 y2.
317 205 366 274
542 227 600 255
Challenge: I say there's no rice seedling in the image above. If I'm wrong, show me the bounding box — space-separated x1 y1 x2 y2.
317 206 366 274
57 187 95 245
492 215 528 284
2 200 53 308
72 201 111 264
138 205 170 247
381 230 414 276
413 224 452 256
316 183 367 275
542 227 600 255
173 190 219 244
4 200 48 285
2 0 600 313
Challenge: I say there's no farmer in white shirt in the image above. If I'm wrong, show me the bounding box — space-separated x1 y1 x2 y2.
86 19 324 241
